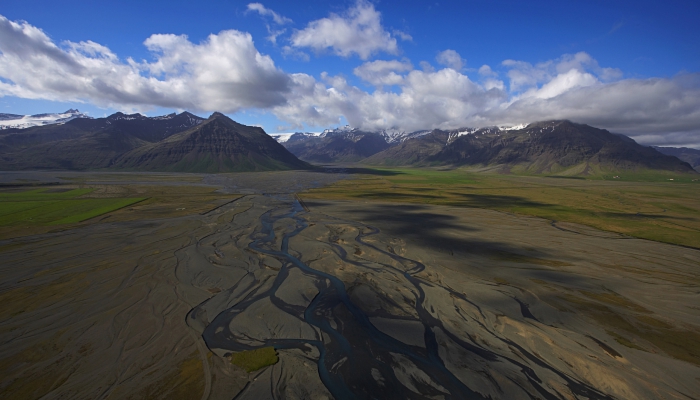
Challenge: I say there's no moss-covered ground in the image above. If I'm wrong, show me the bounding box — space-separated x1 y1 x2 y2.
231 347 279 373
303 167 700 248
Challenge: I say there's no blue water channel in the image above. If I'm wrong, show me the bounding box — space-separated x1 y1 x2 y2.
199 196 615 399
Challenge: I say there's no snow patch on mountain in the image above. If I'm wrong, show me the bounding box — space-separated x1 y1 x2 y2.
499 123 528 131
269 132 323 143
457 128 479 137
0 109 92 130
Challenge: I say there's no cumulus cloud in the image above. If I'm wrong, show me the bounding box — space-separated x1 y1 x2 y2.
246 3 292 25
353 59 413 86
392 30 413 41
290 0 398 59
492 74 700 142
1 14 699 147
436 49 465 71
273 51 700 146
273 67 507 131
502 51 622 93
0 15 290 112
478 65 497 77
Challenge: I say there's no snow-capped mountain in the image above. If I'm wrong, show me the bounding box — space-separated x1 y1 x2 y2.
0 109 92 130
268 131 323 143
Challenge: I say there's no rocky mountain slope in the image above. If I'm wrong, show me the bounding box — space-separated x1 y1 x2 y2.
653 146 700 171
0 111 308 172
363 120 695 174
0 111 205 170
114 112 309 172
273 125 440 163
280 127 391 163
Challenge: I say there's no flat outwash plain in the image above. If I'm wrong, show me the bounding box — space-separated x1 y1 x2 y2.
0 170 699 399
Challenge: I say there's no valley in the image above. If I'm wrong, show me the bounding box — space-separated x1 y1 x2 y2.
0 169 698 399
3 1 699 398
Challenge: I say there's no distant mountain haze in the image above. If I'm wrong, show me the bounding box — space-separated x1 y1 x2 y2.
653 146 700 172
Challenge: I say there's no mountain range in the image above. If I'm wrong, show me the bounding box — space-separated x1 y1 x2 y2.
0 109 91 130
0 110 695 175
278 121 696 175
0 111 308 172
653 146 700 172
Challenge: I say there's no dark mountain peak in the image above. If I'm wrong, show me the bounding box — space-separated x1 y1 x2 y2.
525 120 575 130
107 112 147 121
64 109 80 114
179 111 200 119
208 112 227 120
114 115 308 172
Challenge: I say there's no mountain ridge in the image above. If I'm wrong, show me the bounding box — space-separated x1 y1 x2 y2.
0 111 308 172
274 120 695 175
363 120 695 174
113 112 309 172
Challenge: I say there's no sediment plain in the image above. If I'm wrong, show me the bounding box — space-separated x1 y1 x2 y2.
0 170 699 399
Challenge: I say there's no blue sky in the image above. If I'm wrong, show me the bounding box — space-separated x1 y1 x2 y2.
1 0 699 146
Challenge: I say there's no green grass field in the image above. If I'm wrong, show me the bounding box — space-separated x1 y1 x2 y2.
304 167 700 248
230 347 279 373
0 188 145 227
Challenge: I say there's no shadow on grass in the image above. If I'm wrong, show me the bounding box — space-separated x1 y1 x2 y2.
306 200 567 262
446 192 551 209
355 192 443 200
545 176 586 180
315 166 406 176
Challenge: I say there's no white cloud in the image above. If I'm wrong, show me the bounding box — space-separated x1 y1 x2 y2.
1 15 699 147
273 67 507 131
273 57 700 146
246 3 292 25
492 74 700 141
522 69 599 100
436 49 465 71
502 51 623 93
483 79 505 91
353 59 412 86
478 65 497 77
419 61 435 72
281 45 310 61
0 15 290 112
392 30 413 41
290 0 398 59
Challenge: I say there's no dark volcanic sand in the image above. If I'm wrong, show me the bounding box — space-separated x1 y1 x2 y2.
0 171 699 399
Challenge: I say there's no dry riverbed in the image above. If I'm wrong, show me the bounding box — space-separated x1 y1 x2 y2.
0 171 698 399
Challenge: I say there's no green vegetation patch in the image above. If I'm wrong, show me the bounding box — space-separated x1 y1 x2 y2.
231 347 279 373
304 167 700 248
0 188 145 227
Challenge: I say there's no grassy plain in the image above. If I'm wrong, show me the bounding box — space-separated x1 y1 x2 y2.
0 188 144 227
303 167 700 248
0 184 242 240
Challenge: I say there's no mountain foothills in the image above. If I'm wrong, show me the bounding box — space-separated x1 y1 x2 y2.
653 146 700 172
280 121 696 175
0 111 308 172
0 111 695 175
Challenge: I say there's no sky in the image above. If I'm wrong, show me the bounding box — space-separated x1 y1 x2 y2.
1 0 699 147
